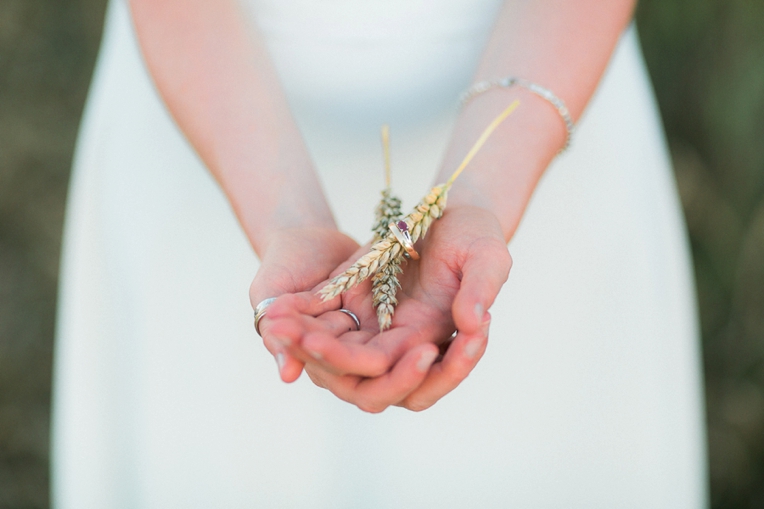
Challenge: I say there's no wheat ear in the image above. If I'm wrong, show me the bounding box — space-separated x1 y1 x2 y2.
372 184 445 330
318 235 402 301
372 257 402 330
318 100 520 302
372 126 402 241
370 126 405 329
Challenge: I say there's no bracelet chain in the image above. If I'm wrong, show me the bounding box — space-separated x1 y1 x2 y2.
459 77 574 152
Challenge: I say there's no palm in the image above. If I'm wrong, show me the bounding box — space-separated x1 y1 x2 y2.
334 230 463 358
250 227 359 382
268 206 510 382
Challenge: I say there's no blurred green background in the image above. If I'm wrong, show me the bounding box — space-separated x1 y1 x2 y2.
0 0 762 507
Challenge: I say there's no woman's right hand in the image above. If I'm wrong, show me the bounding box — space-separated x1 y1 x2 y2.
250 227 359 383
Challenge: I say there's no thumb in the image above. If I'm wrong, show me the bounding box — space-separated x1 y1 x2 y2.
451 237 512 335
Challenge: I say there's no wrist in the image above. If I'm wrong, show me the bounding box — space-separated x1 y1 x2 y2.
223 158 338 256
259 226 357 262
437 87 563 241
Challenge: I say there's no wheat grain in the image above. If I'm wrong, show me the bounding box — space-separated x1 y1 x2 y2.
318 235 401 300
317 102 520 307
372 257 402 330
317 188 445 302
372 188 402 241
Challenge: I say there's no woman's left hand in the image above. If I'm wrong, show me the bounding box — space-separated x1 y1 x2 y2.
264 205 512 412
250 227 359 383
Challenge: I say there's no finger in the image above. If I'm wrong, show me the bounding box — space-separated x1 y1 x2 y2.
398 324 490 412
264 299 374 375
259 317 305 383
317 309 362 335
264 302 356 343
261 313 303 347
298 323 428 377
275 350 305 383
307 343 440 413
451 237 511 335
266 292 340 321
299 330 391 377
260 335 304 384
252 290 317 384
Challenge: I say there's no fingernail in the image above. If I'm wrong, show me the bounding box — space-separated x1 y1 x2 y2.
474 303 484 321
480 318 491 337
465 337 486 359
275 352 285 373
417 350 438 372
303 339 322 360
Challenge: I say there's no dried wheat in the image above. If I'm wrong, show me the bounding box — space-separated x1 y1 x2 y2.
317 101 520 311
372 188 402 241
372 257 402 330
318 235 402 300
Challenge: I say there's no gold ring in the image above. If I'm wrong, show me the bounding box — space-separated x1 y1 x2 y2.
389 221 420 260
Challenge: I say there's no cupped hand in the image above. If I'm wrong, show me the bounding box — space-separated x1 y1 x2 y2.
249 227 359 382
265 205 512 412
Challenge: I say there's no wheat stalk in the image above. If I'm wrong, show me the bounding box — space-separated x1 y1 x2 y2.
318 101 520 317
319 126 405 303
372 126 402 241
317 183 450 302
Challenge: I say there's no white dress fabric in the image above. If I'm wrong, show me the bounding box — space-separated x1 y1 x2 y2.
53 0 708 507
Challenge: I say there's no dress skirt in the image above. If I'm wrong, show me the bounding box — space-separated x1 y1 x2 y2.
52 0 708 507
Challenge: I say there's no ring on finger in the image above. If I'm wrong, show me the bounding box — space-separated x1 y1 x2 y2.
254 297 277 337
338 308 361 331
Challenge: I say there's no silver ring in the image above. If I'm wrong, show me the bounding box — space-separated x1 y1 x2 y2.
338 309 361 331
389 221 420 260
254 297 277 337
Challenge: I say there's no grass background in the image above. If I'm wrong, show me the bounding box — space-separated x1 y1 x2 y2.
0 0 762 507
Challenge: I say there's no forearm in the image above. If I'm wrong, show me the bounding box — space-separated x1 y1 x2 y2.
437 0 636 241
129 0 335 255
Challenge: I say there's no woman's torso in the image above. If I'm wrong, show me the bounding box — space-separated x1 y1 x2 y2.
52 1 706 507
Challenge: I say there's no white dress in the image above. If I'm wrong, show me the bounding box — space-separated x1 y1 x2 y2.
52 0 708 507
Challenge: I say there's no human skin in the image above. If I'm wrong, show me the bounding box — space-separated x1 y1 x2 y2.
130 0 358 376
129 0 636 412
264 0 638 412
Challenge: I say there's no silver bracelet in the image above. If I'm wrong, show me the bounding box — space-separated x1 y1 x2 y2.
459 77 574 152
